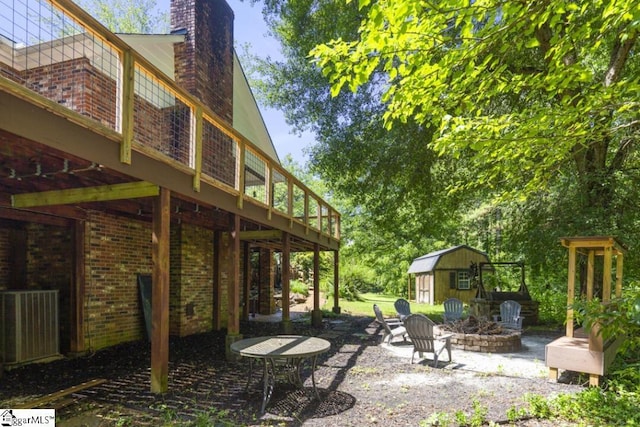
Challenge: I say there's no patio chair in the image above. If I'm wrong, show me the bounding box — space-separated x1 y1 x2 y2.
373 304 407 344
404 313 452 366
394 298 412 321
443 298 464 323
493 300 524 330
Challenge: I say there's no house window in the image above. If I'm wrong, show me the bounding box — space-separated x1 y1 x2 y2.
457 271 470 290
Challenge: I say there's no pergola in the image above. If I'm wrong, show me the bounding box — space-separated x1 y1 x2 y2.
545 236 626 386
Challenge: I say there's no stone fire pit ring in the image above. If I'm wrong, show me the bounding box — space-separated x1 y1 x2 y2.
445 330 522 353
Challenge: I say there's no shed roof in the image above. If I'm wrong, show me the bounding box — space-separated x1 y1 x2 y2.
407 245 488 274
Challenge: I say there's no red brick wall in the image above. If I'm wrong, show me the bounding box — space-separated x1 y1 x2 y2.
0 205 240 352
0 220 73 350
171 0 234 124
170 223 214 336
171 0 236 189
0 62 22 85
22 58 117 129
84 211 152 350
27 223 73 350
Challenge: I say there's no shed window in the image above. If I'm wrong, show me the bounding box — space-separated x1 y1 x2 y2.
457 271 470 290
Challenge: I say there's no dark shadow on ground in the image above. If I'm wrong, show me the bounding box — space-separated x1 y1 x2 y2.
0 313 379 426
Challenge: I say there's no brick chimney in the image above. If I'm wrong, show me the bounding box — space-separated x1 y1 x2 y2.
171 0 234 125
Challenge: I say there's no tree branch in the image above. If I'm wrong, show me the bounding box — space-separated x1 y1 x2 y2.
605 30 638 87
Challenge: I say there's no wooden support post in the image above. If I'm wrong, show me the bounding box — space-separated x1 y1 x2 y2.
70 220 86 354
242 241 250 320
120 49 134 165
616 253 623 298
333 250 341 314
311 243 323 327
192 106 203 192
586 250 594 300
228 213 241 335
603 246 612 302
566 246 576 337
225 214 242 360
281 232 292 333
151 187 170 393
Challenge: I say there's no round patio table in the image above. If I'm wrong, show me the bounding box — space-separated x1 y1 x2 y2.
230 335 331 414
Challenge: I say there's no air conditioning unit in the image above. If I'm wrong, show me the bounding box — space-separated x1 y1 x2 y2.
0 290 60 366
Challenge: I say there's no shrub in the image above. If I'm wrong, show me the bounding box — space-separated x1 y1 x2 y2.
322 263 377 301
289 279 309 297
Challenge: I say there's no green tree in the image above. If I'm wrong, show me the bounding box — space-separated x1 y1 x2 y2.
248 0 640 305
246 0 476 293
311 0 639 221
307 0 640 290
78 0 168 33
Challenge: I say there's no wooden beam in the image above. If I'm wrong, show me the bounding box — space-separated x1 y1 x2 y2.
311 242 323 327
239 230 282 241
282 231 291 324
313 243 320 312
586 250 594 300
603 246 612 302
14 379 106 409
616 253 624 298
120 49 134 165
12 181 159 208
193 106 203 192
566 246 576 337
242 241 250 320
150 187 170 393
228 213 241 335
236 143 245 209
333 250 340 314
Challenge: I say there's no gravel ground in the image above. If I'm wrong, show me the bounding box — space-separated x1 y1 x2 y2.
0 310 585 426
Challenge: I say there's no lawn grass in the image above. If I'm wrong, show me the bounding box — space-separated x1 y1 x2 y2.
325 292 445 322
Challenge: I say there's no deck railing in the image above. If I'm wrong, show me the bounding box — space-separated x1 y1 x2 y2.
0 0 340 242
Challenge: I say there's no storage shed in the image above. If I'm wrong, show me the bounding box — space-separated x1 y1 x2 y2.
408 246 490 304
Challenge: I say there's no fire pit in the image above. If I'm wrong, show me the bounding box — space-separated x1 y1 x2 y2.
439 316 521 353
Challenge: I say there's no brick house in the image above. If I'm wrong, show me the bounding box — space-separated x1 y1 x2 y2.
0 0 340 392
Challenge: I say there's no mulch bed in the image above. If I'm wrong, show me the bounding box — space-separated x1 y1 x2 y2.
0 315 376 426
0 315 583 426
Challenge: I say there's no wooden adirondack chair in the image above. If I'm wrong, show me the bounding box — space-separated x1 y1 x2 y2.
394 298 412 321
373 304 407 343
404 313 453 366
494 300 524 330
443 298 464 323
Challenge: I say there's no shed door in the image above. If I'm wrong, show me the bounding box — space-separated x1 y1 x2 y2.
415 273 434 304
